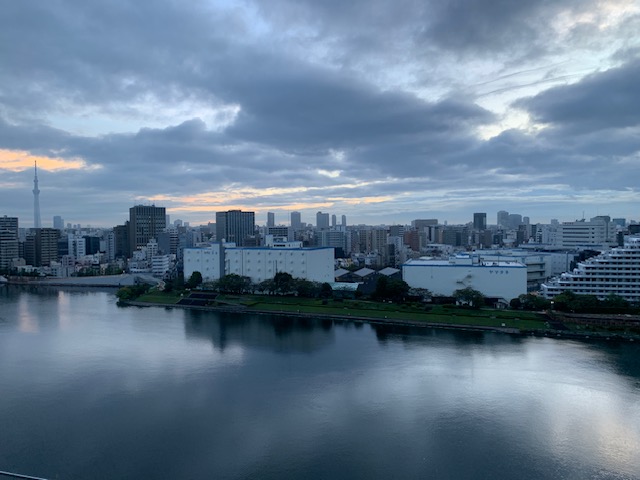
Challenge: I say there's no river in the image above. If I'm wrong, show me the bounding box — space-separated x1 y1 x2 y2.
1 286 639 479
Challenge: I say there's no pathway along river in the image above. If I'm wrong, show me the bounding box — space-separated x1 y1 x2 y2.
1 285 639 479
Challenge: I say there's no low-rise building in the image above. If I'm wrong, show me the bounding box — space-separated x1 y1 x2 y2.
184 243 334 284
402 254 526 301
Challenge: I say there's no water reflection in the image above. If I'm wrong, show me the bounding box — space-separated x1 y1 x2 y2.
0 287 639 480
183 311 336 353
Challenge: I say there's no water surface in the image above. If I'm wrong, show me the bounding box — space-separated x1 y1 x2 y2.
1 286 639 479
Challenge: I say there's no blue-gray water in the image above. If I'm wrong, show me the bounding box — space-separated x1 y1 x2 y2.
1 286 639 480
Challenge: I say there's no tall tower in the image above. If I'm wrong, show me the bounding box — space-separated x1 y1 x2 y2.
33 161 42 228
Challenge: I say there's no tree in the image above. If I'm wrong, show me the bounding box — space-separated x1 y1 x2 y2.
257 279 276 295
293 279 320 298
116 284 151 301
514 293 551 311
602 293 629 309
552 291 598 312
408 288 433 302
215 274 252 294
372 276 410 302
185 271 203 289
510 297 522 310
273 271 294 295
372 276 389 301
453 287 485 309
320 282 333 299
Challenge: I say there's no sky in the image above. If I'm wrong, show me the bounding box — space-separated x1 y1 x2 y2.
1 0 640 228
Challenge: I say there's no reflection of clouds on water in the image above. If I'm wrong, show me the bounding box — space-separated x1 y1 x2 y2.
183 311 336 354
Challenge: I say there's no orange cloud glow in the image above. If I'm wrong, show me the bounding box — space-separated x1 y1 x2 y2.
0 149 89 171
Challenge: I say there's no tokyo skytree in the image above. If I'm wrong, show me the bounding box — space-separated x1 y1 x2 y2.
33 161 41 228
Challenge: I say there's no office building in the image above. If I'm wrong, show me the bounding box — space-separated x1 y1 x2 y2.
0 216 19 270
25 228 60 267
473 213 487 231
556 218 614 248
290 211 302 229
267 212 275 228
129 205 166 254
497 211 509 229
412 219 438 231
267 226 294 242
113 223 130 258
53 216 64 230
316 212 330 229
216 210 255 247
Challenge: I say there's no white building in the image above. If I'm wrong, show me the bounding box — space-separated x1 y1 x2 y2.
402 254 527 301
475 249 553 291
68 234 86 259
183 243 224 282
541 236 640 303
152 255 172 278
555 218 614 248
183 243 334 284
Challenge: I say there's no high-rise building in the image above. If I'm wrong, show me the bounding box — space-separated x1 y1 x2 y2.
25 228 60 267
53 216 64 230
158 229 179 255
129 205 166 254
389 225 405 237
0 216 19 270
0 215 18 234
508 214 523 230
291 211 302 229
497 210 509 229
473 213 487 231
33 162 41 228
84 236 101 255
412 219 438 231
113 223 130 258
215 210 255 246
316 212 330 229
68 234 86 259
341 215 347 226
267 212 275 228
331 214 337 227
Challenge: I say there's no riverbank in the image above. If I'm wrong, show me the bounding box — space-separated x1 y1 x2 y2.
4 274 158 288
120 294 640 343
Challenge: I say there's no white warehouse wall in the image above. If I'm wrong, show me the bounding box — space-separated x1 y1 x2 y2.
184 244 334 284
402 256 527 300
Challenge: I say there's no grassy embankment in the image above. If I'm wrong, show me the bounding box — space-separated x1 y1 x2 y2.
136 290 547 330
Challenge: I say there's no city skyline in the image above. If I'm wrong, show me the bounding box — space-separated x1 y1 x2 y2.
1 1 640 227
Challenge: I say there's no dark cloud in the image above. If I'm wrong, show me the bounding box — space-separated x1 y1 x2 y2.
0 1 639 226
517 60 640 133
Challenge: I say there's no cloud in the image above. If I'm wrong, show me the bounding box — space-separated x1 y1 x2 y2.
1 1 639 226
517 59 640 132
